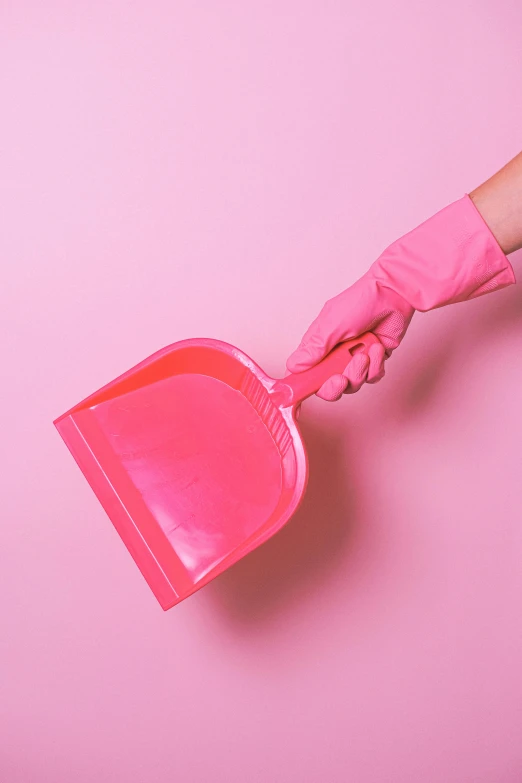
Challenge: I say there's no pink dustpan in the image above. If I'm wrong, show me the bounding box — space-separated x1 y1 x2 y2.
54 333 378 609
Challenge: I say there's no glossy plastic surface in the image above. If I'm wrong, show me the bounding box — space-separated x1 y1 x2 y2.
54 333 378 609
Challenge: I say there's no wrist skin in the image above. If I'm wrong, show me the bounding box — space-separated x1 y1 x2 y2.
469 151 522 256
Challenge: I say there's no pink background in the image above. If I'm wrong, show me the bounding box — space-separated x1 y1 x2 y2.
2 2 522 781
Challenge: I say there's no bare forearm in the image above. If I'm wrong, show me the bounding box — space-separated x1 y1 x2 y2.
469 151 522 255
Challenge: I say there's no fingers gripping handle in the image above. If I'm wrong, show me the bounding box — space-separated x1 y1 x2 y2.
274 332 381 408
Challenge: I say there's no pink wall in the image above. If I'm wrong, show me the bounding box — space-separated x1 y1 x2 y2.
2 2 522 781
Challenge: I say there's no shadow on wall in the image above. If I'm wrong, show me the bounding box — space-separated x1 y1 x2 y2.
397 252 522 417
206 415 361 625
205 250 522 625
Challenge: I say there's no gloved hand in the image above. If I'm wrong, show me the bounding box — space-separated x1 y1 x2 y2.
287 194 516 401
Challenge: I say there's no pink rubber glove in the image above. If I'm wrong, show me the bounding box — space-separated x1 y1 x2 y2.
287 194 516 400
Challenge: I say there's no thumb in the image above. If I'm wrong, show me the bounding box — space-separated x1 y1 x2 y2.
287 301 347 373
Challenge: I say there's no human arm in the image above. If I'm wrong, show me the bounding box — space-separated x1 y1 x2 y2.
469 151 522 256
287 153 520 400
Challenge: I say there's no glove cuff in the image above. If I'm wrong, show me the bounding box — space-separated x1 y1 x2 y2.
371 194 516 312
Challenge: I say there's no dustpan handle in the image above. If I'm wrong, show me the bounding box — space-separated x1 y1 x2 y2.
274 332 381 407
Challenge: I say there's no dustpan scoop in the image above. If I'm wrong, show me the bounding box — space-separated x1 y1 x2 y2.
54 333 378 609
